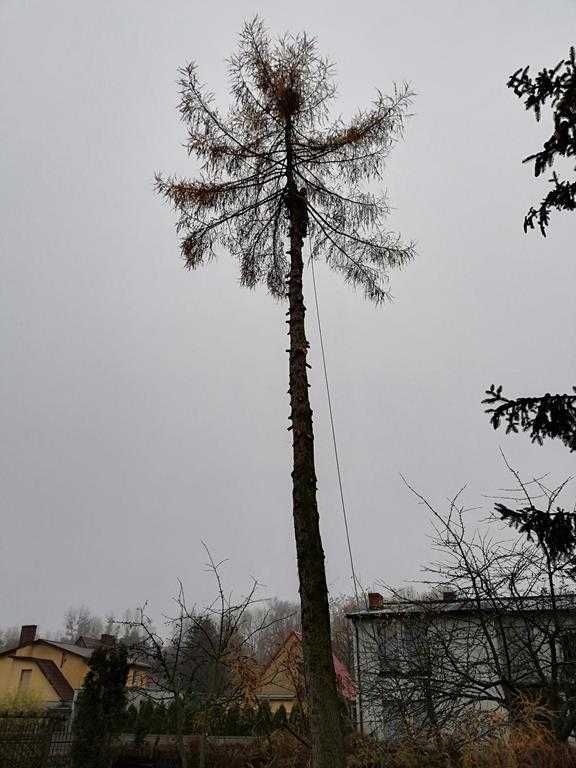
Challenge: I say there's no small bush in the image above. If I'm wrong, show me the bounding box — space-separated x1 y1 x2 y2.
0 690 44 715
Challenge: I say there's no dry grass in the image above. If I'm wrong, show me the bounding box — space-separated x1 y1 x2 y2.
345 721 576 768
461 724 576 768
209 728 576 768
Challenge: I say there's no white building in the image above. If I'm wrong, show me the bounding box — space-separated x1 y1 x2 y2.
347 592 576 740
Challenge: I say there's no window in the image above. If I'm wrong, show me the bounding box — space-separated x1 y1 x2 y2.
560 631 576 679
18 669 32 692
561 631 576 661
499 620 541 685
376 623 401 676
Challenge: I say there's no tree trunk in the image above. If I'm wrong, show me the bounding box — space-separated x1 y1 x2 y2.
198 731 206 768
284 123 346 768
175 698 189 768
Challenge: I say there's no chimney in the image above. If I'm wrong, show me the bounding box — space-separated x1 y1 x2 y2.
367 592 384 611
100 634 116 647
19 625 37 646
442 591 457 603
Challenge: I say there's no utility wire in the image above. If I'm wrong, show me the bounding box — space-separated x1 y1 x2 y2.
308 240 362 606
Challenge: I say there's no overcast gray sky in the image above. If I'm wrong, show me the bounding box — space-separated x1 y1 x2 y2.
2 0 575 633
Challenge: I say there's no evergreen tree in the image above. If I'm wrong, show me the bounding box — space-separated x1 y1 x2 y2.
483 47 576 557
240 705 255 736
507 47 576 235
134 699 154 745
157 18 413 768
150 701 167 734
254 701 273 736
211 703 228 736
272 704 288 731
288 702 306 735
183 698 197 735
225 704 241 735
125 703 139 733
70 644 129 768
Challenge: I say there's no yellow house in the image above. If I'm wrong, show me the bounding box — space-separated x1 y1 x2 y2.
0 625 148 714
254 631 356 714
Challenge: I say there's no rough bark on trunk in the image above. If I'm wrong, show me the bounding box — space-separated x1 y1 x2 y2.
284 119 346 768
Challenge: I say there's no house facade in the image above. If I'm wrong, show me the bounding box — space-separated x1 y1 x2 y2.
0 625 148 716
253 631 356 715
347 592 576 741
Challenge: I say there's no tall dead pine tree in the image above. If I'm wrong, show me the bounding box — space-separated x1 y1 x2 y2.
157 19 413 768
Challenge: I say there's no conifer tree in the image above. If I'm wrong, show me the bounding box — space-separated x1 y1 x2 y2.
483 47 576 557
151 701 168 734
125 703 139 734
134 698 154 746
225 703 241 735
273 704 288 730
241 705 256 736
288 701 307 736
507 47 576 236
70 644 129 768
157 18 413 767
255 701 273 737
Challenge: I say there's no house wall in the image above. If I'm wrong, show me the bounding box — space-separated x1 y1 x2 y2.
255 667 298 713
0 657 58 703
256 664 299 711
256 696 296 714
254 634 302 714
127 667 148 688
352 614 506 740
353 609 576 741
353 617 404 739
12 643 88 688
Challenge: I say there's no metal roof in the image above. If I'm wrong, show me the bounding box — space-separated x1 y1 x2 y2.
44 641 94 658
347 594 576 620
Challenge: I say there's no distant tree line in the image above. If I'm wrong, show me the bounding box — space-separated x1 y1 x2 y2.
0 595 354 662
0 605 144 650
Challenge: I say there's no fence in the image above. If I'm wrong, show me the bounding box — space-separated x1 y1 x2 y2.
46 720 72 767
0 716 58 768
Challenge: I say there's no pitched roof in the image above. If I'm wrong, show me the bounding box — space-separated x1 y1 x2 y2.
332 652 356 702
42 641 94 659
0 639 91 660
258 631 356 702
0 639 149 669
11 656 74 702
75 634 117 649
75 636 104 649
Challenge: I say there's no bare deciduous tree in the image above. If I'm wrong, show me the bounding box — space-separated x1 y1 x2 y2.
156 18 413 767
0 627 20 651
125 550 277 768
62 606 104 642
355 469 576 743
244 598 300 664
